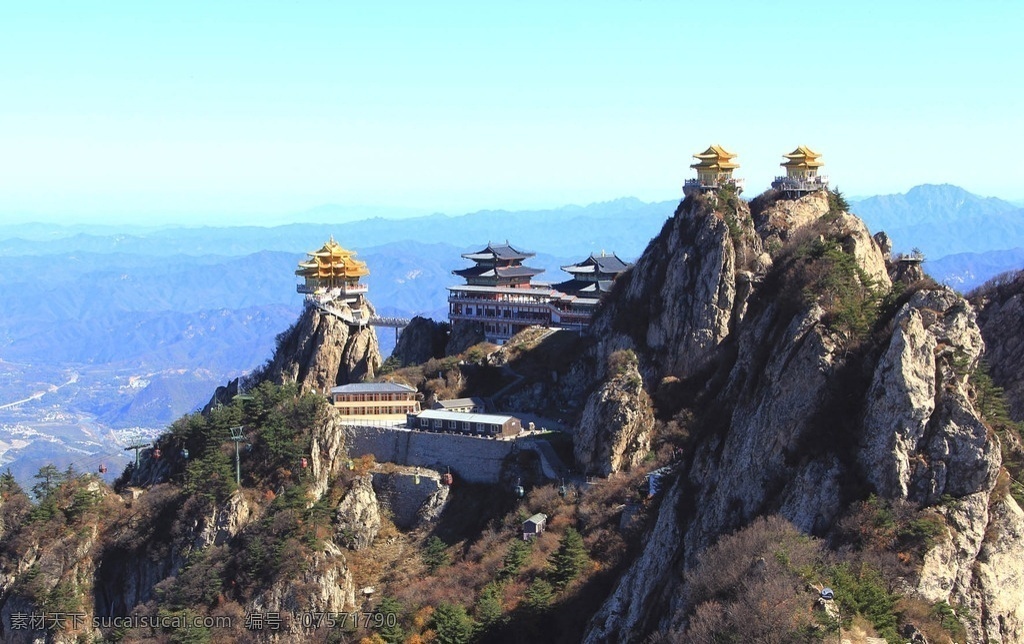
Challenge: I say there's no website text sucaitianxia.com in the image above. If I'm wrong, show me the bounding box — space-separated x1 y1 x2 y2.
8 610 398 632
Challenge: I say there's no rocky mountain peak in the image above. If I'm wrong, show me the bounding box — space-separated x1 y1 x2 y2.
579 189 1023 643
260 302 382 394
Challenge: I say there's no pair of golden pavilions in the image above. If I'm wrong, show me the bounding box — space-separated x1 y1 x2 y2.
685 144 828 196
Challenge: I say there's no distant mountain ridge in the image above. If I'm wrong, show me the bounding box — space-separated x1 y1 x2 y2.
0 197 675 259
925 247 1024 291
851 183 1024 258
852 183 1018 226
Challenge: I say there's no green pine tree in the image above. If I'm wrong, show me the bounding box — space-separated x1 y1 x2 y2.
497 538 530 581
0 469 20 494
31 464 65 500
432 602 475 644
474 583 503 631
523 578 553 614
375 596 405 644
422 536 450 573
547 527 588 591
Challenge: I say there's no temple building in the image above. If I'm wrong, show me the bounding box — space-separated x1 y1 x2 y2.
771 145 828 196
330 382 421 417
448 242 551 343
549 252 632 330
296 237 371 325
449 244 631 343
683 144 743 196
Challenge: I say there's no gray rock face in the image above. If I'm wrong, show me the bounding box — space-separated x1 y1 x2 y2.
445 319 486 356
265 303 382 394
973 270 1024 421
247 540 356 641
754 189 831 246
583 195 1022 643
589 195 762 383
334 475 381 550
573 356 654 476
193 491 259 549
970 497 1024 642
390 316 449 366
371 468 449 530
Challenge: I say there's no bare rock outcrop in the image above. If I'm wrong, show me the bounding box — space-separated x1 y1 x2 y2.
831 212 892 288
970 496 1024 641
860 289 992 500
333 475 381 550
193 490 260 549
264 303 382 394
753 189 831 245
573 353 654 476
371 467 449 530
972 269 1024 421
247 540 356 640
589 194 763 382
307 407 348 502
445 319 486 356
390 316 449 366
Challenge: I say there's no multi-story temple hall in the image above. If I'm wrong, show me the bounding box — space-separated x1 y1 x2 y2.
683 144 743 196
448 242 551 343
448 242 631 344
549 252 632 330
295 237 371 325
771 145 829 196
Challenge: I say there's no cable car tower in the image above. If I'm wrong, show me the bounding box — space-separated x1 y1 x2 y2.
229 426 247 486
124 442 152 468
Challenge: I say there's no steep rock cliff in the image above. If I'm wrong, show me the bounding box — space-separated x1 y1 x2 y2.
588 194 761 383
583 193 1022 643
334 475 381 550
972 269 1024 421
263 303 382 394
573 353 654 476
246 540 357 641
390 316 449 366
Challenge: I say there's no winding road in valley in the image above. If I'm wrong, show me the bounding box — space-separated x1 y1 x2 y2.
0 372 79 411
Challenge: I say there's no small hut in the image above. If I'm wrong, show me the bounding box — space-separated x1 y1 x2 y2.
522 513 548 541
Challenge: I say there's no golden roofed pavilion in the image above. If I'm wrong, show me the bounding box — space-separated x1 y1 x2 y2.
684 144 743 196
296 237 369 297
781 145 824 180
772 145 829 196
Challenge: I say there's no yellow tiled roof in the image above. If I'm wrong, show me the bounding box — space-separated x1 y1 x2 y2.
781 145 824 168
691 144 740 170
296 237 370 279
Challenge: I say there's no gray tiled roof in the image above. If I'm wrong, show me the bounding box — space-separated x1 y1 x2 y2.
331 382 416 394
462 242 535 261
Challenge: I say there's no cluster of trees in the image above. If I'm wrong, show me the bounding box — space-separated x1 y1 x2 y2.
673 514 967 643
971 362 1024 506
0 465 116 637
369 523 590 644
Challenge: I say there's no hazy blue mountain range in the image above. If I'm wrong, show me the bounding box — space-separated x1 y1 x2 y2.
0 197 674 259
925 248 1024 292
850 183 1024 259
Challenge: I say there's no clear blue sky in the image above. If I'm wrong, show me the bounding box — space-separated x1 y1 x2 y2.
1 1 1021 225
